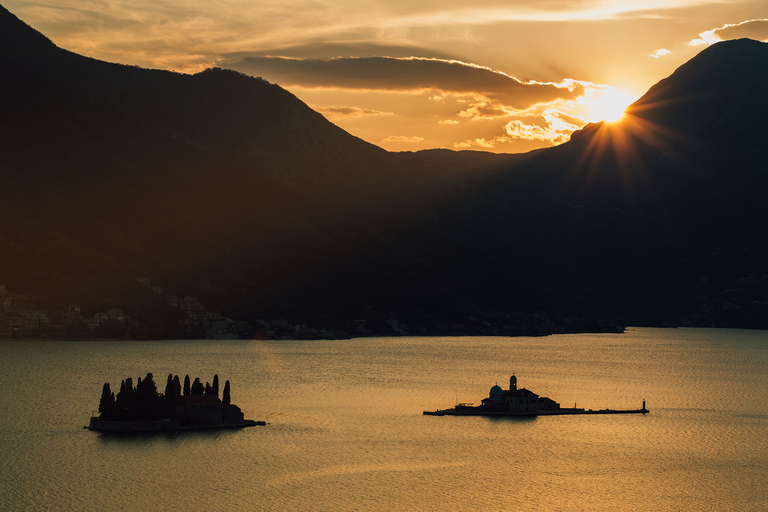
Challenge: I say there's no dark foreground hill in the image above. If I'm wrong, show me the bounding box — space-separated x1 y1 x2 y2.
0 4 544 337
2 2 767 337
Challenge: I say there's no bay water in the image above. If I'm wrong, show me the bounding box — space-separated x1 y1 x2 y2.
1 327 767 511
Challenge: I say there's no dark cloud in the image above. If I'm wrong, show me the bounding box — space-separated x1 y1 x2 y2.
226 56 585 109
715 19 768 41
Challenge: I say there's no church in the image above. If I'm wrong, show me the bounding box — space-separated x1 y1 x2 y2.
479 375 561 413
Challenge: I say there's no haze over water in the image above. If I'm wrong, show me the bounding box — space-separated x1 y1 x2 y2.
2 327 767 511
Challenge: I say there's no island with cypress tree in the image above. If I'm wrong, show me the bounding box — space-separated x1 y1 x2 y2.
88 373 265 431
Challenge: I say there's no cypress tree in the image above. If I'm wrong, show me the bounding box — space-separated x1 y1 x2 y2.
183 375 191 396
173 375 181 399
212 374 219 399
191 377 204 395
222 380 231 406
98 382 115 418
204 382 212 396
114 379 131 419
164 374 175 413
140 373 157 396
135 373 160 419
165 374 174 398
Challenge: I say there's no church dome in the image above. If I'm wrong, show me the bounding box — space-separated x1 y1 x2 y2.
489 384 504 397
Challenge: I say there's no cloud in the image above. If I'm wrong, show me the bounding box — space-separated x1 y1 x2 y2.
453 138 498 149
313 105 392 119
383 135 424 143
688 19 768 47
226 56 587 109
457 98 513 120
376 0 713 29
225 42 454 61
439 119 460 125
451 101 586 150
715 19 768 41
649 48 670 58
503 107 584 144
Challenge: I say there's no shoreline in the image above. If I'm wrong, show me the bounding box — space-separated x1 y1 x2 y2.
423 407 649 417
88 417 266 432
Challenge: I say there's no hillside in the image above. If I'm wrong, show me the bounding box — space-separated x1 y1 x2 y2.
467 38 768 327
2 2 767 337
0 4 544 337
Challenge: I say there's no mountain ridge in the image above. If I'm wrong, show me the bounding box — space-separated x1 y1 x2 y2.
2 2 768 336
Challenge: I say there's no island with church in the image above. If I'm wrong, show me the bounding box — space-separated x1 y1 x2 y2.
88 372 265 431
423 374 649 417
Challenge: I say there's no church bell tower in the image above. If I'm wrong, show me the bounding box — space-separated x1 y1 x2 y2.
509 374 517 391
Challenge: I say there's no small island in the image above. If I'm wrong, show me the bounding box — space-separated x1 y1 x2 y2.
89 372 265 431
423 374 648 417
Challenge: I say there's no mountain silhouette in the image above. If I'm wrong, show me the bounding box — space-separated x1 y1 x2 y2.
2 2 767 335
469 38 768 327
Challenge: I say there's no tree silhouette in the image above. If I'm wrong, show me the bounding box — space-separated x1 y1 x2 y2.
183 374 191 396
165 374 174 398
172 375 181 398
222 380 231 405
114 378 133 420
164 373 177 414
96 373 243 424
191 377 204 395
135 372 160 419
98 382 115 418
212 374 219 398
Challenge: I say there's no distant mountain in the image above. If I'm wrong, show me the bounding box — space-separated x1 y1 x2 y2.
0 4 539 337
2 2 767 337
466 38 768 327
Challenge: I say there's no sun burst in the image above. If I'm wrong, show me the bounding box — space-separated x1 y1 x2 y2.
586 88 638 123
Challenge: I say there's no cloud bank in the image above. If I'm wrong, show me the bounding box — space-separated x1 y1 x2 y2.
688 19 768 46
226 55 612 150
228 56 586 109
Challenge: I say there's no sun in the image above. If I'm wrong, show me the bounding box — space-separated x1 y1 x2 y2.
586 88 637 123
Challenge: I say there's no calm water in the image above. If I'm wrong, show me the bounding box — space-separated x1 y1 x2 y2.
1 327 767 511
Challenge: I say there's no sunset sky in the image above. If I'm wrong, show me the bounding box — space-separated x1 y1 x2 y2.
7 0 767 153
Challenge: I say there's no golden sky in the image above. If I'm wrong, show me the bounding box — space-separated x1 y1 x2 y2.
7 0 767 153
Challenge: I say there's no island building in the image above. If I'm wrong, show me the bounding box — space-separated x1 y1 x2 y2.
480 375 560 413
424 374 648 417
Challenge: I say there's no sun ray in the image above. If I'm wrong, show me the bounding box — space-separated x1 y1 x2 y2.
585 88 638 123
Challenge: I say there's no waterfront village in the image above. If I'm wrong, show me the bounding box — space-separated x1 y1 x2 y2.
0 279 625 340
0 279 354 340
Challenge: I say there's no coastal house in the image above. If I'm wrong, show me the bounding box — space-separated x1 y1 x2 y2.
3 315 23 329
107 309 124 322
23 310 49 329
